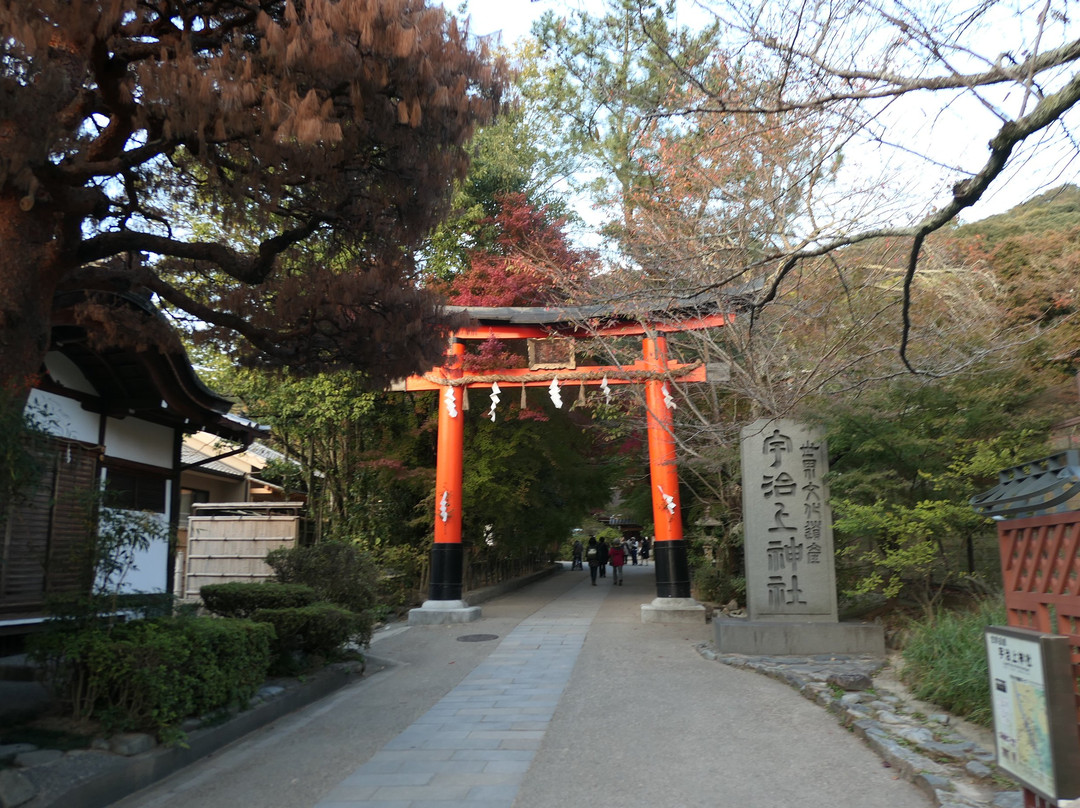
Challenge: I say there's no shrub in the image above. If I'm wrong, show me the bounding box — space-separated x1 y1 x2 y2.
266 542 379 616
900 597 1007 726
251 602 366 663
200 582 317 618
29 617 273 740
370 543 426 612
179 618 275 716
692 565 745 605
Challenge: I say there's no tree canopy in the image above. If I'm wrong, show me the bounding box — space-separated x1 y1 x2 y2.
0 0 506 401
626 0 1080 369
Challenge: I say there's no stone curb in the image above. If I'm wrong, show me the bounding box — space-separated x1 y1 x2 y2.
697 645 1023 808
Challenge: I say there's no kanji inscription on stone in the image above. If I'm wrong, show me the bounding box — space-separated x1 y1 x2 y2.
741 419 838 621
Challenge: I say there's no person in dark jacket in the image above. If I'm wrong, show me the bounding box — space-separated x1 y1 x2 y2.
586 536 600 585
571 538 584 570
597 537 609 577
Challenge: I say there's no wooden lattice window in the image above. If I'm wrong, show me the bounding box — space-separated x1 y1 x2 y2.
0 437 101 617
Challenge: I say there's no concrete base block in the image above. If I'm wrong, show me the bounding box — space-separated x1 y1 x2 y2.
641 597 707 624
714 618 885 656
408 600 482 625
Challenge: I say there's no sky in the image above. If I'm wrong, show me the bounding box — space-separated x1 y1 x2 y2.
457 0 565 44
451 0 1080 225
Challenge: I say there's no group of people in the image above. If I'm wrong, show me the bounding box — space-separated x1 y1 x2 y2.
571 534 651 585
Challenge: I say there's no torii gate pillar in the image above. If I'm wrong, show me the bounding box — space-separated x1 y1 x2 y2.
641 335 706 623
409 340 481 625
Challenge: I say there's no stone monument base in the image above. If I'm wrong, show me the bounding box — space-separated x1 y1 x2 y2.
641 597 707 624
408 600 481 625
714 617 885 656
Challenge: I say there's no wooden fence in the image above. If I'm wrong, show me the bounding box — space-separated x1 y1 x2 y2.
996 512 1080 808
416 546 553 600
181 504 303 599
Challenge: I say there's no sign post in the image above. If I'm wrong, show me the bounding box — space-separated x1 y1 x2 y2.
984 625 1080 803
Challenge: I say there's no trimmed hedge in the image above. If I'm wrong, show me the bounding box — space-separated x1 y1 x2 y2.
183 618 276 715
200 581 317 618
30 617 273 740
251 602 363 661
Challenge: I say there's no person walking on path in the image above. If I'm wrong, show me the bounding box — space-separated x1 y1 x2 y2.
640 536 650 565
609 539 626 585
627 537 639 565
596 536 609 578
586 536 600 585
571 538 583 570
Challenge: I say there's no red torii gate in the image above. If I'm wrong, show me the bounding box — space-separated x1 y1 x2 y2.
400 305 734 624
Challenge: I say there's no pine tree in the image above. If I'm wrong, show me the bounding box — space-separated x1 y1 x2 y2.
0 0 506 405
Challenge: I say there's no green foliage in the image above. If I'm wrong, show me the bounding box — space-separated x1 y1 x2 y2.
957 184 1080 243
593 526 622 543
421 99 573 281
0 393 49 514
230 368 435 549
29 617 273 739
174 618 275 717
900 599 1007 726
251 603 365 663
266 542 378 619
200 582 318 618
368 543 427 612
819 370 1060 606
834 498 992 607
528 0 725 220
691 565 745 605
462 402 619 557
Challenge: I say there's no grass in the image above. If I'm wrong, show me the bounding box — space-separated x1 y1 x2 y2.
899 597 1007 727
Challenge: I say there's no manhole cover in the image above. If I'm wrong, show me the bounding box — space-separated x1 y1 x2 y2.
457 634 499 642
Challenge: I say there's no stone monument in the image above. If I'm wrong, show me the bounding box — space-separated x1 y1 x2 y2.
713 418 884 655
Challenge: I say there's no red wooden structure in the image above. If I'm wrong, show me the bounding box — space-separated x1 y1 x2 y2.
996 513 1080 808
974 450 1080 807
398 305 734 619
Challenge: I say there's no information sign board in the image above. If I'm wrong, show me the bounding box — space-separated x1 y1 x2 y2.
985 625 1080 802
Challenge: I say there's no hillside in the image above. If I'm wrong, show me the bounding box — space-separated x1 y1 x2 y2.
957 184 1080 243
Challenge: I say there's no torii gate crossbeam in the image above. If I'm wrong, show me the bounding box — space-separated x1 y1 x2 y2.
403 308 734 625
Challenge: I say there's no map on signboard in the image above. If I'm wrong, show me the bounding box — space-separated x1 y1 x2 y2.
1012 680 1053 781
987 629 1054 796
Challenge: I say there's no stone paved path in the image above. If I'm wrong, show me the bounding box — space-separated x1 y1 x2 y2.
315 593 601 808
113 564 931 808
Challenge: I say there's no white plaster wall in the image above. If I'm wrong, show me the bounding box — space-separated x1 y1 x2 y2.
98 490 172 594
183 472 248 502
26 388 100 443
44 351 96 395
105 417 173 467
120 527 169 593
